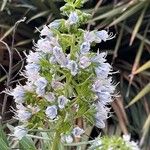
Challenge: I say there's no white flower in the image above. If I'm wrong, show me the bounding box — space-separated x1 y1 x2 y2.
17 109 31 122
26 51 41 64
58 95 68 109
79 56 91 69
34 77 47 96
61 134 73 143
67 60 78 76
14 126 27 140
11 85 25 103
45 105 58 119
44 92 55 102
123 134 140 150
80 42 90 54
89 139 102 149
123 134 131 142
53 46 68 67
40 25 53 38
36 38 53 53
72 126 84 138
68 12 78 25
48 19 61 29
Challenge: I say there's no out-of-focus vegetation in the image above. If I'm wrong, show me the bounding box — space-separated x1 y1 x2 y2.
0 0 150 149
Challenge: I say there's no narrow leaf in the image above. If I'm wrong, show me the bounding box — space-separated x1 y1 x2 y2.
0 0 8 11
0 26 14 40
26 10 50 23
19 137 36 150
0 138 10 150
134 60 150 74
109 2 145 26
130 4 147 45
127 83 150 107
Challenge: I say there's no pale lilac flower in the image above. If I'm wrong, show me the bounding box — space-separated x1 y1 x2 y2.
40 25 53 38
91 51 107 64
80 42 90 54
25 63 40 77
48 19 61 29
58 95 68 109
67 60 78 76
44 92 55 102
97 92 112 105
17 109 31 122
94 102 109 128
96 30 115 42
26 51 41 64
51 80 64 90
61 134 73 143
84 31 96 43
96 30 109 42
92 78 115 95
92 80 103 93
49 55 57 64
45 105 58 119
23 82 34 92
27 105 40 114
36 38 53 53
53 46 68 67
72 126 85 138
79 56 91 69
11 85 25 103
68 12 78 25
14 126 27 140
95 63 112 77
34 77 47 96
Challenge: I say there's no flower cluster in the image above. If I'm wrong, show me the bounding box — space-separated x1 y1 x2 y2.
89 134 140 150
7 0 116 144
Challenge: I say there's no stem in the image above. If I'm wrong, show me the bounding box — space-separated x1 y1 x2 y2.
51 131 60 150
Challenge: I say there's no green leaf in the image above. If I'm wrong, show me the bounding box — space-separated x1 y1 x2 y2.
0 138 10 150
19 137 36 150
127 83 150 107
0 126 9 146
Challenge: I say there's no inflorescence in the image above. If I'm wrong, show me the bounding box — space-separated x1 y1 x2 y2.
7 0 116 143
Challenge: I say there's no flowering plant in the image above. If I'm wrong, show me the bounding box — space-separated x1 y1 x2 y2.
6 0 118 149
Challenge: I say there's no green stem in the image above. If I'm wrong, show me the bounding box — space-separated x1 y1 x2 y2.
51 131 60 150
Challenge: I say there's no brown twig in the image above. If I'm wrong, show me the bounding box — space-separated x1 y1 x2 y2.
0 17 26 124
87 0 103 30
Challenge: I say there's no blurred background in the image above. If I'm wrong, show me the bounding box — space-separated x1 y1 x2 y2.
0 0 150 149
